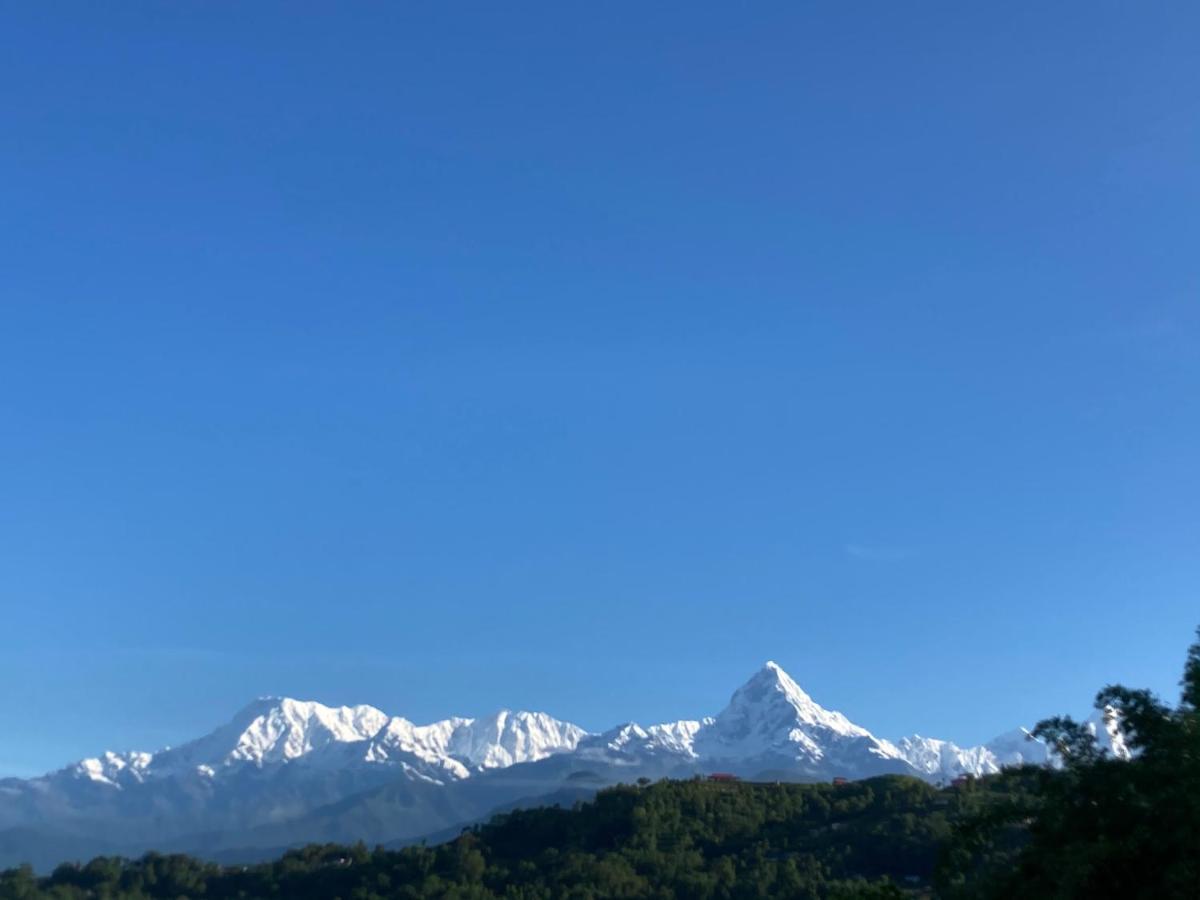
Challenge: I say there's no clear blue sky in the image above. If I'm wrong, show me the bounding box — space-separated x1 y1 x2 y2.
3 2 1198 777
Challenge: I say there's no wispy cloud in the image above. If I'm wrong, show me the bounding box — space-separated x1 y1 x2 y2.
844 543 913 563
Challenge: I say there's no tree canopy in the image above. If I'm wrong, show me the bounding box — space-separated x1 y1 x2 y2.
4 627 1199 899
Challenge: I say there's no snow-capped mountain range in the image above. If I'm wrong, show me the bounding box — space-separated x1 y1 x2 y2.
894 711 1127 780
0 661 1128 871
68 699 589 790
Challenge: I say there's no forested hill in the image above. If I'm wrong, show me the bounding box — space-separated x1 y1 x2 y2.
0 773 1023 899
6 618 1200 899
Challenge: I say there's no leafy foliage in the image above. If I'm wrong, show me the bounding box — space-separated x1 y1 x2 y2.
939 626 1200 899
6 626 1200 898
0 774 982 898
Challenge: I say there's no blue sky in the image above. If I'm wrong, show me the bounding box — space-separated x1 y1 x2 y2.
3 2 1198 776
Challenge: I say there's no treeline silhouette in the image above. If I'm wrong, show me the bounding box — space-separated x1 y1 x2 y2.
3 627 1197 899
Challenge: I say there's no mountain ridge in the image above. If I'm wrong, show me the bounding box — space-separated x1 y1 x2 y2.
0 661 1127 871
20 660 1124 789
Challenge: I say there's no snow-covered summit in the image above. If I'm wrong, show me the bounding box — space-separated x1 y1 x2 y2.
716 662 875 741
364 709 588 781
895 735 1013 779
151 697 390 775
448 710 588 769
43 664 1134 793
70 751 154 787
582 719 707 758
689 662 907 776
896 705 1131 780
60 697 588 788
1 659 1148 874
574 661 895 771
60 698 391 786
548 662 914 780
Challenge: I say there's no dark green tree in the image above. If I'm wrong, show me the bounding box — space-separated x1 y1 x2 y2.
940 625 1200 899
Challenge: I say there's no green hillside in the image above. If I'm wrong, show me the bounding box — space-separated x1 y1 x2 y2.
5 626 1199 899
0 773 1018 898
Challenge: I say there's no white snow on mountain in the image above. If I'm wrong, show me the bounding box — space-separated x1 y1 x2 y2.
691 661 907 771
63 697 588 789
361 716 473 781
449 710 589 769
982 727 1050 768
569 663 911 781
583 719 707 758
71 751 154 787
46 661 1132 793
646 719 709 755
141 697 390 778
0 659 1147 874
1087 705 1131 760
894 736 1001 779
894 728 1053 780
896 705 1130 780
364 710 589 782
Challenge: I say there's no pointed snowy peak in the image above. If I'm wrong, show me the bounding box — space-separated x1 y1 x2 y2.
571 720 696 765
738 661 807 697
739 661 817 706
717 661 872 739
585 722 651 753
68 750 154 788
363 709 588 777
897 710 1128 782
691 661 908 775
645 719 707 755
359 716 472 782
154 696 389 773
760 660 800 683
894 735 1002 779
448 710 588 770
893 724 1051 781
